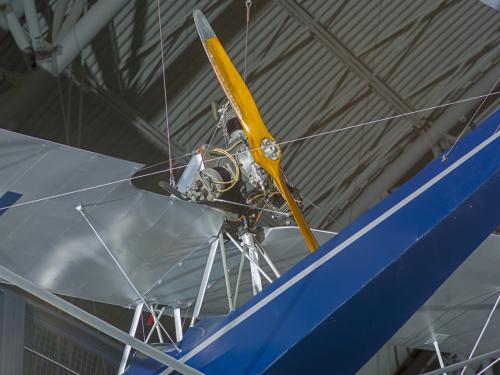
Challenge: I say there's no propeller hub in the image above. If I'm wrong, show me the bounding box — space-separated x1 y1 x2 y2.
261 138 280 160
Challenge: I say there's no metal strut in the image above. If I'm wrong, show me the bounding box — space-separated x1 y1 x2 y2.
190 238 219 326
145 306 165 344
174 307 183 342
0 264 202 375
118 303 144 374
219 233 234 311
242 233 262 295
226 233 273 283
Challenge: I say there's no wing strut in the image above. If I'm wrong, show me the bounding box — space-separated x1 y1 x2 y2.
0 263 202 375
193 10 319 252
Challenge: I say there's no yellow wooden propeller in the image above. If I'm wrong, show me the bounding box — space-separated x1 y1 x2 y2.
193 10 319 252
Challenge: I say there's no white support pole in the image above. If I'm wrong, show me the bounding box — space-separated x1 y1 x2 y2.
460 294 500 375
477 358 500 375
242 233 262 295
233 252 245 308
249 247 262 295
0 263 201 374
145 307 165 344
0 4 30 50
255 241 281 278
219 233 234 311
55 0 86 43
51 0 69 40
53 0 129 74
151 305 164 344
155 313 164 344
174 307 183 343
433 340 447 375
422 348 500 375
117 303 144 375
22 0 42 47
226 233 272 284
190 238 219 327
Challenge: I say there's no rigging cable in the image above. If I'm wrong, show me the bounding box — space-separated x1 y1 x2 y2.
43 0 71 145
243 0 252 82
459 293 500 375
442 76 499 161
477 357 500 375
77 205 180 351
349 0 383 226
156 0 175 186
213 198 290 216
53 60 71 145
1 91 499 213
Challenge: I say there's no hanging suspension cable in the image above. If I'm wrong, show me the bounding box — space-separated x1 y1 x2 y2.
442 76 499 161
156 0 175 187
243 0 252 82
1 91 499 213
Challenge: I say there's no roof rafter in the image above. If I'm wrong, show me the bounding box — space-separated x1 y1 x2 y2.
274 0 423 126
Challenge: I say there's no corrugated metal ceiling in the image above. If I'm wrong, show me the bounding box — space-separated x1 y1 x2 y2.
0 0 499 230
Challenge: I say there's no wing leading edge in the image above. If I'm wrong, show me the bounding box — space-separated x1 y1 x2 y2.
0 129 225 307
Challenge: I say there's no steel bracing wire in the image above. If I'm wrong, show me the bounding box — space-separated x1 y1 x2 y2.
459 293 500 375
443 77 500 161
1 90 499 213
76 205 180 351
156 0 175 186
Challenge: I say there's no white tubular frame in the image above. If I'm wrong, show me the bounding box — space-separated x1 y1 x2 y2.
219 233 234 311
0 263 202 375
22 0 42 47
226 233 272 283
432 340 447 375
190 238 219 327
255 241 281 278
242 233 262 295
118 303 144 375
174 307 183 342
145 306 166 344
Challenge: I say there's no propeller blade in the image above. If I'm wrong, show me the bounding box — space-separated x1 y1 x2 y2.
193 10 319 252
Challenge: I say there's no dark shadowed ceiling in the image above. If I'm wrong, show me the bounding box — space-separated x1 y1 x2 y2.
0 0 499 231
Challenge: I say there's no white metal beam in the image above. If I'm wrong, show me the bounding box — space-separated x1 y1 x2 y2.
22 0 42 48
0 2 30 50
0 263 202 375
155 307 165 344
174 307 183 343
232 252 245 308
218 233 234 312
52 0 129 74
118 303 144 375
55 0 86 43
190 239 219 327
242 233 262 295
227 233 273 284
145 306 165 344
51 0 69 40
432 340 447 375
460 294 500 375
255 241 281 278
422 348 500 375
